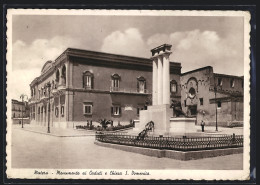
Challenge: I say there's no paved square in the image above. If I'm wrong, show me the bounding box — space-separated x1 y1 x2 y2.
11 127 243 170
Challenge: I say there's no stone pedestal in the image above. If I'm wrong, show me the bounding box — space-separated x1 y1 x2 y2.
134 104 172 135
169 117 197 135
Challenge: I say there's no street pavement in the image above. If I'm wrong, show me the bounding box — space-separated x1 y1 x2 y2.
12 126 243 170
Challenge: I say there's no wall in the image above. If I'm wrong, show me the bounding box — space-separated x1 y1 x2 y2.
214 74 243 93
72 91 148 125
181 67 243 127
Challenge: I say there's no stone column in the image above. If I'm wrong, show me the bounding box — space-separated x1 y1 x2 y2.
152 57 158 105
162 52 171 104
157 55 163 105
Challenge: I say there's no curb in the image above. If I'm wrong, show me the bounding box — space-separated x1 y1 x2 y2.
15 128 96 137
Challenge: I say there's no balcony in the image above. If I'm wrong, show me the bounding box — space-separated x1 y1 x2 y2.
110 86 149 94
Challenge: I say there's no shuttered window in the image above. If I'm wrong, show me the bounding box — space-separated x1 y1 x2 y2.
111 106 121 116
83 71 94 89
83 102 93 115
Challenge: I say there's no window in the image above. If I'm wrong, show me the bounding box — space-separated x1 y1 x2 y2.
199 98 203 106
170 80 177 93
184 100 187 107
85 76 92 88
61 106 64 116
111 74 120 91
112 79 119 88
217 101 222 108
61 65 66 85
230 79 235 88
83 104 92 115
56 70 60 83
55 107 59 117
217 78 222 86
137 77 146 93
111 106 121 116
83 71 94 89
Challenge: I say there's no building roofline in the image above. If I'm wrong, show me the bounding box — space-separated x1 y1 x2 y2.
65 47 181 66
214 73 244 79
181 66 213 76
30 47 182 87
12 99 26 104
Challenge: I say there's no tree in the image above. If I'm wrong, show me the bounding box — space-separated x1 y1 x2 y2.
99 119 113 129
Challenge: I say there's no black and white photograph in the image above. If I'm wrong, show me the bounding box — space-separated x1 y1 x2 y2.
6 9 251 180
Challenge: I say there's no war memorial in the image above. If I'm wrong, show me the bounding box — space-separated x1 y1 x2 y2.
94 44 243 160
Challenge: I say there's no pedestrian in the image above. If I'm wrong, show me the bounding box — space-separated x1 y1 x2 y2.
201 120 205 132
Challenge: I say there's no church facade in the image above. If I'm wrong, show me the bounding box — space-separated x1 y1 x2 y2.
28 48 181 128
180 66 244 127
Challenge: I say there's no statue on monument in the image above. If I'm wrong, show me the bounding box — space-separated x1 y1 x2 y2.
170 99 189 117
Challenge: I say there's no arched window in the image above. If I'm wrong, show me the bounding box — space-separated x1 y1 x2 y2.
111 74 120 91
56 70 60 83
38 107 40 114
61 65 66 85
137 76 146 93
61 106 64 117
55 107 59 117
170 80 177 93
83 71 94 89
52 80 55 89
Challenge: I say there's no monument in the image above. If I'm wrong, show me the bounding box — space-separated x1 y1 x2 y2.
134 44 196 136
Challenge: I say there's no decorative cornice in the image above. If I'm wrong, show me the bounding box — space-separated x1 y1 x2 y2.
30 47 182 87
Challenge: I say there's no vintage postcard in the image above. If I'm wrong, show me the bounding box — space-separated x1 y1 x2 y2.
6 9 251 180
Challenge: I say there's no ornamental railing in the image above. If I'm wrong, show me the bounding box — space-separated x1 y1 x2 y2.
95 133 243 151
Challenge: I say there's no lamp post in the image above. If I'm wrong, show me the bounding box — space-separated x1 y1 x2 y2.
214 86 218 131
20 94 28 128
45 82 51 133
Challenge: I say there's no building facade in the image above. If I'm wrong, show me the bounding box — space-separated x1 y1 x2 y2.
29 48 181 128
12 99 29 118
180 66 244 127
12 99 30 124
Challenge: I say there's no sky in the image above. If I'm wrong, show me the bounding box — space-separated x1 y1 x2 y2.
10 14 244 100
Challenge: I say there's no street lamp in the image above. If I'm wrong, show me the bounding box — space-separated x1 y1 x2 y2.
214 86 218 131
45 82 51 133
20 94 28 128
